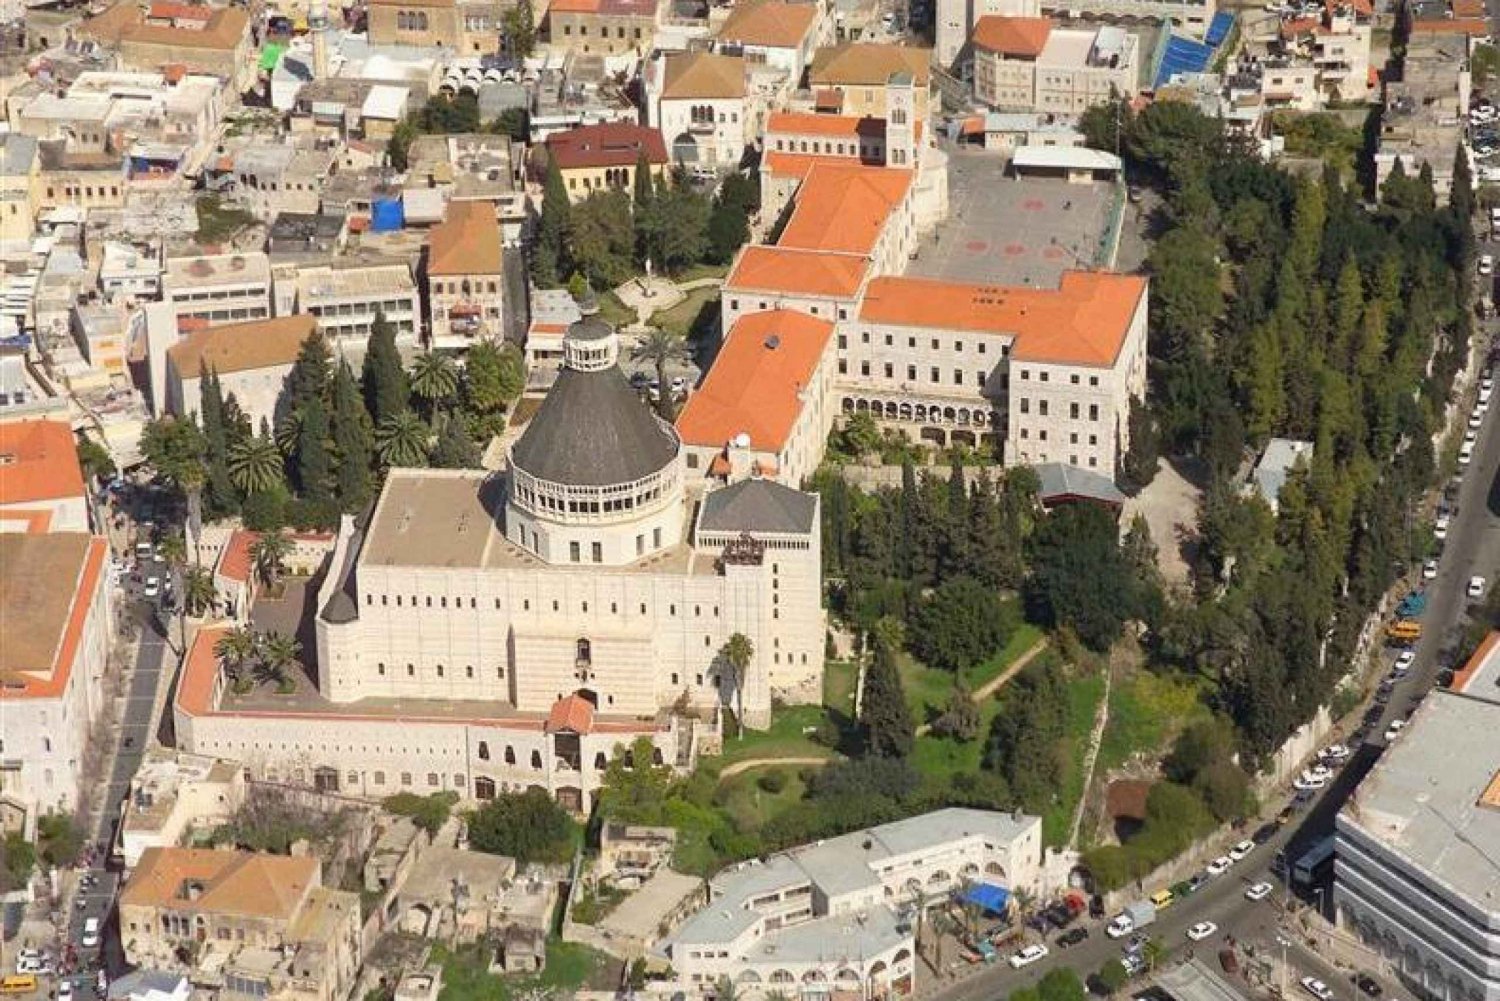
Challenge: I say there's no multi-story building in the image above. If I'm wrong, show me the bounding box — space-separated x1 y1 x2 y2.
1334 632 1500 1001
936 0 1037 70
663 808 1046 995
292 260 422 356
971 17 1138 114
117 750 246 870
79 3 255 92
649 51 749 168
808 43 933 120
424 200 504 350
162 252 273 328
545 123 669 203
1 134 41 250
175 317 826 812
939 0 1209 68
166 316 315 432
35 142 127 214
367 0 514 53
0 419 92 533
1265 2 1373 108
545 0 662 55
1374 31 1469 202
714 0 824 82
119 848 362 1001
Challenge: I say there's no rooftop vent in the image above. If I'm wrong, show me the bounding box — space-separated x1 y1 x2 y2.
764 334 780 350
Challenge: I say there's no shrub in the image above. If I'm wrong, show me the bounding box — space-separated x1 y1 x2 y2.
757 769 787 794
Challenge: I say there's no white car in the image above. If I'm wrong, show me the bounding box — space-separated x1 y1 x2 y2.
1245 881 1274 901
1294 772 1328 791
81 916 100 948
143 576 161 598
1393 651 1415 674
1186 921 1218 942
1460 445 1474 467
14 957 44 975
1322 742 1352 761
58 980 73 1001
1466 429 1480 445
1304 763 1333 782
1229 839 1256 861
1205 855 1234 876
1009 943 1049 969
1435 515 1450 540
1302 977 1336 1001
1423 559 1439 580
1480 254 1494 276
1472 410 1486 430
1385 719 1407 742
1470 575 1489 599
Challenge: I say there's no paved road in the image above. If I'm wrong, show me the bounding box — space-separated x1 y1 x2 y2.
928 321 1500 1001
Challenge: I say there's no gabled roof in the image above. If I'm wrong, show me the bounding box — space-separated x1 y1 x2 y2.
971 15 1052 56
859 271 1147 367
810 43 931 86
716 0 818 48
167 316 314 380
676 310 833 453
547 694 596 734
0 420 86 507
217 530 260 585
546 123 668 171
699 478 818 535
724 245 868 298
766 111 885 138
662 51 745 100
0 534 106 694
777 162 912 255
121 848 317 920
427 200 502 276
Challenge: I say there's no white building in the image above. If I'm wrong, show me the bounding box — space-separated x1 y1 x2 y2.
165 315 314 431
971 17 1139 115
714 0 823 82
1334 632 1500 1001
649 51 749 167
163 252 273 328
664 808 1045 995
117 749 246 870
936 0 1038 72
176 318 827 814
290 259 422 357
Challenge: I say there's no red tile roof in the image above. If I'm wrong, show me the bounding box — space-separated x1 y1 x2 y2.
724 245 869 298
0 535 107 698
859 271 1148 367
148 2 213 21
676 310 834 452
716 0 818 48
427 200 502 276
971 15 1052 57
546 123 667 171
547 693 596 734
217 529 259 584
0 420 87 507
777 162 912 255
766 111 885 138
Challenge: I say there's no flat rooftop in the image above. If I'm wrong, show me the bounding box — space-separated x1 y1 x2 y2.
296 260 415 299
164 252 271 288
1339 688 1500 908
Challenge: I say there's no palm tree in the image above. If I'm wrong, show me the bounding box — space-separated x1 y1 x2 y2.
182 566 217 617
408 351 459 417
629 327 688 418
720 633 753 738
157 531 186 571
274 409 303 457
248 532 293 590
376 410 431 468
257 630 302 687
214 625 256 685
227 434 284 495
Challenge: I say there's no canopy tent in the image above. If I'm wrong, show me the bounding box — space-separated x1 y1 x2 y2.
961 883 1010 915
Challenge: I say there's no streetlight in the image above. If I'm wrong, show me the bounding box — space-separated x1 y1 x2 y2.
1277 935 1292 998
1313 886 1326 920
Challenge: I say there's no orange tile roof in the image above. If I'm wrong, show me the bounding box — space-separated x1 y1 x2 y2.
217 529 260 584
546 123 668 171
547 693 596 734
427 200 502 276
859 271 1148 367
0 509 54 533
1452 632 1500 694
717 0 818 48
810 43 932 87
120 5 249 51
1453 0 1484 16
725 245 869 298
814 88 843 111
676 310 834 452
0 534 106 696
168 315 315 380
971 15 1052 56
121 848 317 920
778 162 912 255
1409 16 1488 32
0 420 87 507
662 51 745 100
766 111 885 138
763 151 834 180
148 2 213 21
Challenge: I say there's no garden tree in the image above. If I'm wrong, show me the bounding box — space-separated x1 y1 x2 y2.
629 327 688 418
1147 226 1225 362
1163 717 1237 784
860 637 914 758
257 630 302 686
215 626 258 687
140 415 208 545
249 532 293 589
1193 758 1254 822
227 434 284 496
273 408 303 458
1 834 35 890
376 411 431 468
1026 503 1144 651
468 787 577 863
984 657 1067 812
464 341 524 415
330 361 373 514
383 792 456 835
595 737 675 821
931 683 981 741
707 172 758 263
569 190 636 288
533 157 571 287
650 182 711 271
1097 960 1129 995
719 633 753 736
157 531 186 573
1037 968 1088 1001
198 366 237 518
1117 400 1160 493
362 312 408 427
241 483 290 532
388 93 482 169
286 330 332 414
429 415 480 468
1078 90 1132 154
75 435 115 482
632 149 656 265
501 0 535 56
908 575 1017 673
835 412 882 459
183 567 216 616
408 351 460 418
293 397 333 504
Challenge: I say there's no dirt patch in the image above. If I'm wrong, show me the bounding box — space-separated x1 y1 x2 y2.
1105 778 1152 822
1122 457 1203 587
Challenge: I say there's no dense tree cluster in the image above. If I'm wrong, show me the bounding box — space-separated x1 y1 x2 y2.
467 787 578 864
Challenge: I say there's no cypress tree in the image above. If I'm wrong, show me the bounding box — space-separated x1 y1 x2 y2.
330 361 373 514
286 330 332 413
861 638 914 759
430 415 480 469
633 147 656 266
200 366 237 517
362 312 408 427
534 157 571 287
295 396 333 504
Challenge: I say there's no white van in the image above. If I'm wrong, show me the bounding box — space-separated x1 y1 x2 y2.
81 917 100 948
1459 441 1475 467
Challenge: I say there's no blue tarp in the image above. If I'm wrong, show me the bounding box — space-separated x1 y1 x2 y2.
370 197 404 233
962 883 1011 915
1153 34 1216 88
1205 11 1235 47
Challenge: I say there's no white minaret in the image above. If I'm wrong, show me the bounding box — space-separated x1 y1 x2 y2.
884 71 916 168
310 0 330 78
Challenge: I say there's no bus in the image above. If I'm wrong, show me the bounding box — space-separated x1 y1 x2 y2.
1 975 38 994
1293 835 1336 886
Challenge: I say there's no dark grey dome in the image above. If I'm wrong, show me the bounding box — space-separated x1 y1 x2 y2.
568 316 614 342
510 364 678 487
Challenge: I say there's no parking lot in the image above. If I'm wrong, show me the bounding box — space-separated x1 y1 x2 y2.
906 150 1117 289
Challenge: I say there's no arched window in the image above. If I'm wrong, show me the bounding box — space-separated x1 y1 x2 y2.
475 777 496 800
530 749 543 769
594 752 607 770
478 741 490 760
576 638 592 665
504 745 516 765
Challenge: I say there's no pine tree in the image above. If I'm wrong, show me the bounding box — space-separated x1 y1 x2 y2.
286 330 332 413
330 361 373 514
362 312 408 427
861 637 914 759
430 415 480 468
534 157 571 287
295 396 333 504
939 455 969 578
199 366 238 517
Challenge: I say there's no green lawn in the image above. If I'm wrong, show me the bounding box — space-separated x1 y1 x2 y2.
651 285 719 341
900 618 1042 724
716 767 809 830
596 291 637 329
1041 670 1108 847
674 263 730 283
435 941 614 1001
712 704 834 766
910 694 1004 780
1096 669 1210 773
823 660 858 715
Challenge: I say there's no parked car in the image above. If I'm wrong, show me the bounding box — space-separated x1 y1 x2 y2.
1293 771 1328 791
1009 944 1049 969
1252 822 1279 844
1321 743 1352 761
1393 652 1415 675
1352 974 1383 998
1229 839 1255 861
1057 927 1089 948
1187 921 1218 942
1384 719 1407 742
1206 855 1234 876
1423 559 1439 580
1302 977 1336 1001
1245 882 1274 901
1469 575 1489 599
